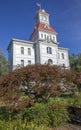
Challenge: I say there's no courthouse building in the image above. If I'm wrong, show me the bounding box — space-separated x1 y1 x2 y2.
7 9 69 70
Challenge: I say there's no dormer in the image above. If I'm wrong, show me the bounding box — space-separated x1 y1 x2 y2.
34 9 50 26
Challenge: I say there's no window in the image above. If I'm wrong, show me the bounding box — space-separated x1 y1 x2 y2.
28 48 31 55
41 34 43 38
48 59 53 65
21 47 24 54
28 60 31 65
50 36 52 40
47 35 50 42
44 24 49 29
53 36 55 41
47 47 52 54
44 34 46 39
62 53 64 59
63 64 65 67
45 25 48 28
21 60 24 67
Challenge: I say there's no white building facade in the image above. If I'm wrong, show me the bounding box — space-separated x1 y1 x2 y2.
8 9 69 71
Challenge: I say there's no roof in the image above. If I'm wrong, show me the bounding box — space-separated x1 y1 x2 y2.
37 23 57 33
38 9 49 15
7 38 34 50
30 23 57 40
58 47 69 51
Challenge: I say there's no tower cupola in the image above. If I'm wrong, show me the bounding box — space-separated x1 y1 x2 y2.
34 9 50 25
30 9 57 42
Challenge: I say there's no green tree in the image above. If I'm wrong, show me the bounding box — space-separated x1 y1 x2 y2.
77 54 81 71
69 53 81 72
0 50 9 76
69 53 77 69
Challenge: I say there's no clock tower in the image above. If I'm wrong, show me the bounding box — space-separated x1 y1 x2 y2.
34 9 50 25
30 9 57 43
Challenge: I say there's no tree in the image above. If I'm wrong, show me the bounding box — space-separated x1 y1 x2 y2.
76 54 81 71
69 53 81 72
69 53 77 69
0 50 9 77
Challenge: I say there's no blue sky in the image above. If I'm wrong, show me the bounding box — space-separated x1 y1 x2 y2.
0 0 81 59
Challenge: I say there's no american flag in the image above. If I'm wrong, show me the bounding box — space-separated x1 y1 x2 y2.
36 2 41 9
36 2 41 6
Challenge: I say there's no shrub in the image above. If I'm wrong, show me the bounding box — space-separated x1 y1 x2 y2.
0 65 80 111
72 92 81 107
0 106 20 121
20 103 50 126
47 100 69 127
0 65 63 106
0 120 48 130
0 65 77 104
0 107 9 121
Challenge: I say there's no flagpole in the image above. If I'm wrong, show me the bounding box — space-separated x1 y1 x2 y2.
40 3 41 10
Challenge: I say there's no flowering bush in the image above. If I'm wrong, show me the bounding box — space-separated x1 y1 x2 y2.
0 64 79 109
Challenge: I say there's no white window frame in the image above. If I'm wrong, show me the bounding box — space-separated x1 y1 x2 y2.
21 47 24 54
47 47 52 54
62 53 64 59
21 60 24 67
28 48 31 55
28 60 31 65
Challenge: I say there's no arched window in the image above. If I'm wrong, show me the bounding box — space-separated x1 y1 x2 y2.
47 47 52 54
62 53 64 59
21 47 24 54
63 64 65 67
48 59 53 65
21 60 24 67
28 60 31 65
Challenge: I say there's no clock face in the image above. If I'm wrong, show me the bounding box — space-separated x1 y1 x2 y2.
43 16 47 21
